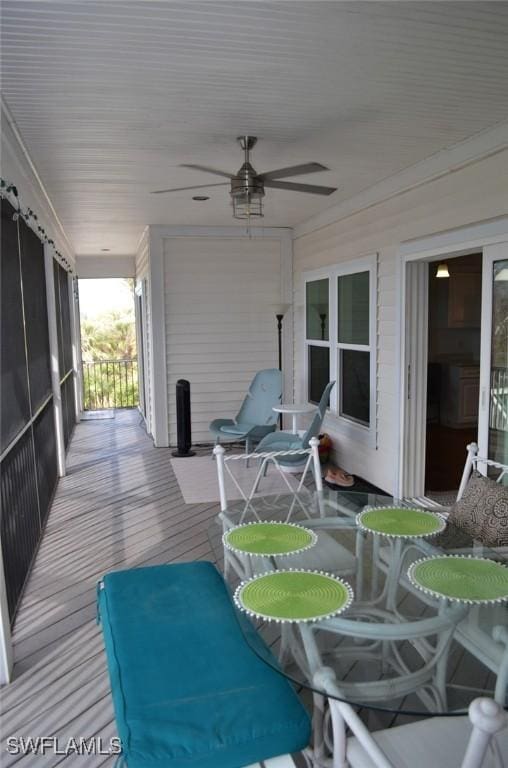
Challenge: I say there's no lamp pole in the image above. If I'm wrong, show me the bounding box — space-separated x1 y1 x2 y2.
276 313 283 428
276 314 283 371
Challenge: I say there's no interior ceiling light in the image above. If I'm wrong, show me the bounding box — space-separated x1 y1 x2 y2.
151 136 337 221
192 195 209 201
101 248 110 252
436 263 450 278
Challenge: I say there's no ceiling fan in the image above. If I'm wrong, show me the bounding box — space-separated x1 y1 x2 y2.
151 136 337 219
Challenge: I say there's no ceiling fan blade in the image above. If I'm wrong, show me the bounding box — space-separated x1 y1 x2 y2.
180 163 233 179
259 162 329 181
151 182 229 194
264 180 337 196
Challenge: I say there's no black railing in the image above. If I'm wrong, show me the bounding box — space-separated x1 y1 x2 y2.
82 359 138 410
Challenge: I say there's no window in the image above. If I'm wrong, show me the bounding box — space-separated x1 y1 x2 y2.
304 255 377 443
305 278 330 404
337 270 371 426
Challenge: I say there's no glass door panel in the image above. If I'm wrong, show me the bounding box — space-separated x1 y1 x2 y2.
488 259 508 469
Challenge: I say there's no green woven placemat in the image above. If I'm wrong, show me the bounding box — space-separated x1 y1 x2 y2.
223 522 317 557
234 569 354 623
357 506 446 538
408 556 508 603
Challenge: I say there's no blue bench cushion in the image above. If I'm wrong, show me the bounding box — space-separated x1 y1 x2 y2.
98 562 310 768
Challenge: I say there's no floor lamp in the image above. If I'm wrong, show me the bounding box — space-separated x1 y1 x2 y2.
274 304 290 429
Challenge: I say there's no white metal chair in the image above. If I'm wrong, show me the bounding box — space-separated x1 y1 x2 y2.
313 665 508 768
213 437 357 581
295 600 467 717
378 443 508 705
409 442 508 512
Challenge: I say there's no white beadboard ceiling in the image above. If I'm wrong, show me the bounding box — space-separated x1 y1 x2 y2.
1 1 508 255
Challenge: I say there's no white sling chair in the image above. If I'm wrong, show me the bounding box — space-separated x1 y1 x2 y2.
313 668 508 768
213 437 357 581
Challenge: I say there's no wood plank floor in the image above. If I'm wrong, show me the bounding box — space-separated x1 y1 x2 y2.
1 410 219 767
0 410 498 767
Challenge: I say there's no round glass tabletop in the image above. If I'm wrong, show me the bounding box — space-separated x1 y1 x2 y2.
208 488 508 717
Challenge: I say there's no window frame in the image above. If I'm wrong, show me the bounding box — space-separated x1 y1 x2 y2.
303 254 377 447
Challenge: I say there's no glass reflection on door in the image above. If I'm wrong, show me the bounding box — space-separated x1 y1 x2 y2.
488 259 508 471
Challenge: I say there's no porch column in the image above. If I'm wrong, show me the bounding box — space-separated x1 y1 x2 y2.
68 274 82 421
0 545 13 683
148 230 169 447
44 246 66 476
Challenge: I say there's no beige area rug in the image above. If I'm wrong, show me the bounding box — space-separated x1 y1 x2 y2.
171 453 301 504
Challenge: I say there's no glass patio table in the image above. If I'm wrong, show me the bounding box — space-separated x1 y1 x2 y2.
207 487 508 717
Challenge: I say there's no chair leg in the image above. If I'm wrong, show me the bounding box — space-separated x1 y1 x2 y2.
245 437 251 468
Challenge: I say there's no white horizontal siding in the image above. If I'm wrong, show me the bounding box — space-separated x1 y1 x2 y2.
164 237 283 445
293 149 508 494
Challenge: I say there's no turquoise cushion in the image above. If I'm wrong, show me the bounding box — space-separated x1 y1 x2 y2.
98 562 310 768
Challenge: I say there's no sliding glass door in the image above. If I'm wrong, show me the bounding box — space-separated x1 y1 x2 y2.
479 244 508 475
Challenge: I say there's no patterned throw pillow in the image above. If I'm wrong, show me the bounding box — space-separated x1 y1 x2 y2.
449 472 508 547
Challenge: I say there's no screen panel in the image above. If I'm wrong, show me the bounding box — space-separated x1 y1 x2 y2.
53 260 64 375
59 265 73 376
0 428 40 620
19 217 52 412
1 199 30 451
33 398 57 526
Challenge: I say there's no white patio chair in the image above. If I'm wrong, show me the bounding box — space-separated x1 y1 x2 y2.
408 442 508 512
313 666 508 768
295 600 467 718
213 437 357 581
376 444 508 705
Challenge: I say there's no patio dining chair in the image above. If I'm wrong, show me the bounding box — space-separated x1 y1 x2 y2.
408 442 508 515
313 666 508 768
209 368 283 455
213 435 357 582
376 444 508 704
294 599 467 715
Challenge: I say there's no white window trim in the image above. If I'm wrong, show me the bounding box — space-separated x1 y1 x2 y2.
303 254 377 448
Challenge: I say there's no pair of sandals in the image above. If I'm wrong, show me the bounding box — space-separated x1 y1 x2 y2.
323 465 355 488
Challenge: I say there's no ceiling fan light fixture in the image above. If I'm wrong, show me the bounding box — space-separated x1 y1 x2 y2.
231 190 264 220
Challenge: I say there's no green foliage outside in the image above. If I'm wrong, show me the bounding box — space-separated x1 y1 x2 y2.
80 278 139 410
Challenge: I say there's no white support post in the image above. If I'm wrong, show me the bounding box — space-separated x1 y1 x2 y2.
457 442 478 501
213 444 227 512
148 231 169 447
68 274 82 421
310 436 323 491
0 544 13 684
461 698 507 768
44 246 66 477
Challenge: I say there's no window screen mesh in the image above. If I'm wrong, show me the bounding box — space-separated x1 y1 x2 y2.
33 399 57 526
1 199 30 451
0 428 40 619
59 265 73 376
19 217 52 412
1 199 73 622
